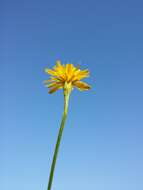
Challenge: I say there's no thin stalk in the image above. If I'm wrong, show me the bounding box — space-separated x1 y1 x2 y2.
47 92 70 190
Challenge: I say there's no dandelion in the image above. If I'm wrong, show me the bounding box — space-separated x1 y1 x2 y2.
44 60 91 190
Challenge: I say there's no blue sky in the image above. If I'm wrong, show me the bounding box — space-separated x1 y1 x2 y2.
1 0 143 190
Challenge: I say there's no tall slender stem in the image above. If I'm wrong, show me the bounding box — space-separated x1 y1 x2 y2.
47 92 70 190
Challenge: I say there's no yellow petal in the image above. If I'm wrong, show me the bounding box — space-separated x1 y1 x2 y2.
73 81 91 91
46 82 58 88
45 68 58 77
73 70 89 81
48 83 63 94
46 81 63 88
43 77 59 84
56 60 62 67
65 64 74 81
45 68 65 82
54 63 66 80
54 61 64 72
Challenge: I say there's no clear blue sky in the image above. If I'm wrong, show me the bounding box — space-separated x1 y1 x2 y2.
1 0 143 190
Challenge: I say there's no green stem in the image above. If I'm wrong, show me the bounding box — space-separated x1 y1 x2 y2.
47 92 70 190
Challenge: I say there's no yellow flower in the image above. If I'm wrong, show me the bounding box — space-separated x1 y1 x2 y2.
44 60 91 94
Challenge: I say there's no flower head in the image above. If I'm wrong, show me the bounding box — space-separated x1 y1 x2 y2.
44 60 91 94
